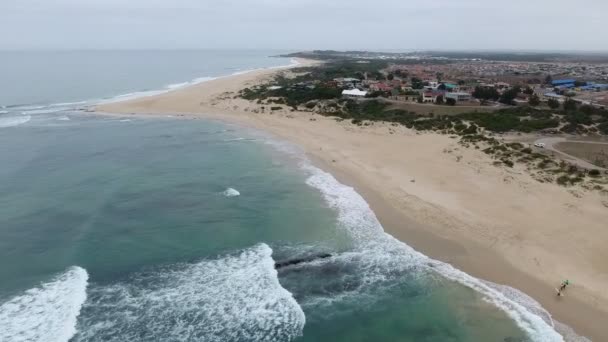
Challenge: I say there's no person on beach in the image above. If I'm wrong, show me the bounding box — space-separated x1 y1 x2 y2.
557 280 570 296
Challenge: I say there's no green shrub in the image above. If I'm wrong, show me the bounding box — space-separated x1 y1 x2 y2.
556 175 570 185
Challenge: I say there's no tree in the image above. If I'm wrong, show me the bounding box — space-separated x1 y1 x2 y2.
411 77 423 90
446 98 457 106
436 95 444 105
371 71 385 81
387 73 395 81
528 94 541 106
523 87 534 95
563 98 577 112
437 83 447 91
499 86 521 105
457 80 466 85
472 86 500 101
545 74 553 85
547 98 560 109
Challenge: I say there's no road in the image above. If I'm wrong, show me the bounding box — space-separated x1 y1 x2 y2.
533 137 608 170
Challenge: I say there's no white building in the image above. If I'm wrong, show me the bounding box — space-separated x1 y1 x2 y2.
342 89 368 98
445 92 472 102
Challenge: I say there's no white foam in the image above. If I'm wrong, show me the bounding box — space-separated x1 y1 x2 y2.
57 116 71 121
0 267 89 342
222 187 241 197
95 58 295 106
21 108 66 115
0 115 31 128
48 101 88 107
224 137 256 143
75 244 304 342
299 160 564 341
0 110 8 114
167 82 190 90
432 262 564 341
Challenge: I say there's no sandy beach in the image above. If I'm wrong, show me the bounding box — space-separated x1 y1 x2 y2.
97 59 608 341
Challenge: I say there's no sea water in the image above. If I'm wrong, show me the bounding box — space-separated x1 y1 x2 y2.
0 50 565 341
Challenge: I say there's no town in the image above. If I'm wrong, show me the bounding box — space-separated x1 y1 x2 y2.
337 61 608 110
282 55 608 110
239 52 608 191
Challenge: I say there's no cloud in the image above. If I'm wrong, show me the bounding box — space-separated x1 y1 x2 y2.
1 0 606 51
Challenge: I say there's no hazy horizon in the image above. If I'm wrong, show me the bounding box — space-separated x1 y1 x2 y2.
1 48 607 54
2 0 607 52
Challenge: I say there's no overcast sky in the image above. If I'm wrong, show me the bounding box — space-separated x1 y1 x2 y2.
1 0 606 51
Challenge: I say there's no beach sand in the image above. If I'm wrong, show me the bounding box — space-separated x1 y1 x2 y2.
97 59 608 341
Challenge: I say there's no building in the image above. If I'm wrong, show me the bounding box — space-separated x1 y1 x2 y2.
370 83 393 92
421 91 444 103
494 82 511 90
445 92 472 102
342 89 368 98
552 79 576 87
543 93 564 103
334 78 361 88
443 83 459 92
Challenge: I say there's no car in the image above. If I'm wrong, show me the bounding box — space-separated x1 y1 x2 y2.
534 142 546 148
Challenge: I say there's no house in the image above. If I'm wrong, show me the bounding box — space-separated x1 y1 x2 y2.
494 82 511 90
370 83 393 92
445 92 472 102
543 93 564 103
293 81 316 90
422 91 444 103
334 78 361 88
443 83 459 92
389 79 402 88
342 89 368 98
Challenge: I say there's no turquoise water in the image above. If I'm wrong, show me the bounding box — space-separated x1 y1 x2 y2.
0 51 562 342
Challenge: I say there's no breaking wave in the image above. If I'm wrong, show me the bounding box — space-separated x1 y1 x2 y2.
298 160 564 341
0 115 31 128
73 244 305 342
0 267 89 342
222 187 241 197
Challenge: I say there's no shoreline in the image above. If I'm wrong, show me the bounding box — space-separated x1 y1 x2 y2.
96 60 607 341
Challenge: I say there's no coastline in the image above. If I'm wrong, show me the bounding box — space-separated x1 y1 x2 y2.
96 59 608 341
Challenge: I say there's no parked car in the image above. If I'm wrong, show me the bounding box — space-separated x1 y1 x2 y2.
534 142 546 148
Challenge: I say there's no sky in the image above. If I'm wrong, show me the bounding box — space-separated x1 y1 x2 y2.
1 0 606 51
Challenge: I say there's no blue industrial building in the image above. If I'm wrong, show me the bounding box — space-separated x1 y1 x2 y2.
580 83 608 91
552 79 576 86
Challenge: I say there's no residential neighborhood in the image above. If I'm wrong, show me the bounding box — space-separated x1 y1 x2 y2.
323 60 608 109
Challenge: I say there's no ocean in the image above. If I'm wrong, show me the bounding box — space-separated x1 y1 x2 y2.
0 50 564 341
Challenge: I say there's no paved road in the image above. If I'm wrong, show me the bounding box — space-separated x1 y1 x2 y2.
534 137 608 170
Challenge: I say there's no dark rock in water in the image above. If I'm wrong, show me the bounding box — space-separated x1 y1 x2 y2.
275 253 332 269
503 337 526 342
